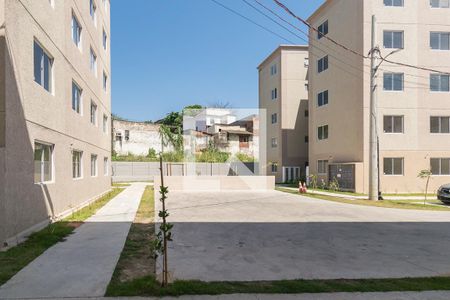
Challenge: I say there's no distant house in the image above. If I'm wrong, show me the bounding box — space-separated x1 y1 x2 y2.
113 119 172 156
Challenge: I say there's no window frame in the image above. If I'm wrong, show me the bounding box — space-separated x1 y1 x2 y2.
430 116 450 133
431 0 450 8
430 74 450 92
103 71 108 91
72 150 83 179
383 115 404 133
430 32 450 50
90 100 98 125
317 20 328 39
34 141 54 184
271 137 278 148
271 162 278 173
271 113 277 124
72 81 83 114
318 125 329 140
103 114 108 133
317 90 329 107
71 13 82 49
383 157 404 176
90 0 97 25
317 55 329 73
383 72 404 91
317 160 328 175
102 28 108 50
33 40 54 93
91 154 98 177
383 30 404 49
430 158 450 175
384 0 404 7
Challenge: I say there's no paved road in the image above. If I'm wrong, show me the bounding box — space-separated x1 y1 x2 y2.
0 183 146 299
157 190 450 282
41 291 450 300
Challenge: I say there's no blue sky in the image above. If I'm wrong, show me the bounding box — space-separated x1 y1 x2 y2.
111 0 324 122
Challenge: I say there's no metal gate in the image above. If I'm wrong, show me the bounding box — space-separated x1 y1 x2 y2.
328 164 355 191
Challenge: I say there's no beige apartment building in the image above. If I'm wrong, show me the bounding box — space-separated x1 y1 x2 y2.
258 45 309 183
308 0 450 193
0 0 111 248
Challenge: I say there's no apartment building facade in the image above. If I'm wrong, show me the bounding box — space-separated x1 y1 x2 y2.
0 0 111 248
308 0 450 193
258 45 309 183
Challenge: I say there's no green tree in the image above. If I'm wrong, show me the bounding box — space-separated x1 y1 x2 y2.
418 169 432 205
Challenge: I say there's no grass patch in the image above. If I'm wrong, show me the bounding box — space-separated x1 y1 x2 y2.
277 188 450 211
277 185 366 196
0 187 124 286
113 183 131 187
106 185 155 291
105 275 450 296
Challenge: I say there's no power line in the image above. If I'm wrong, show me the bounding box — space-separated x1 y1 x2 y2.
272 0 450 76
209 0 295 44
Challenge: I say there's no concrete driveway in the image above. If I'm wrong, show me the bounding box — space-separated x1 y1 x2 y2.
158 190 450 281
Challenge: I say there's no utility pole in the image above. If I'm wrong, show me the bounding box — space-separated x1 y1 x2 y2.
369 15 379 201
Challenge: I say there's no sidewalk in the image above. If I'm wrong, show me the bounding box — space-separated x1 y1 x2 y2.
41 291 450 299
0 183 146 299
278 186 437 201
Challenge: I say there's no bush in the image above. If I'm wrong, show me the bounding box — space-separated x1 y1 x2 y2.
235 152 255 162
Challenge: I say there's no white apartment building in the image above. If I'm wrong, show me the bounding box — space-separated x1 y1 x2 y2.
308 0 450 193
258 45 309 183
0 0 111 247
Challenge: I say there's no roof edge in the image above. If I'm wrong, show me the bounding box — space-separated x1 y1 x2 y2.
257 44 308 70
307 0 333 23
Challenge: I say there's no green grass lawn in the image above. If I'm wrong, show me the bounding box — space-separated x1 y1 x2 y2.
106 185 155 293
105 275 450 297
0 187 124 286
112 183 131 187
277 187 450 211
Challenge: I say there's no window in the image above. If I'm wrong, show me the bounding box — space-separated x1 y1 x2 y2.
34 142 53 183
383 31 404 49
72 14 82 47
383 73 404 91
103 71 108 91
318 160 328 174
271 162 278 173
430 32 450 50
318 55 328 73
103 114 108 133
102 29 108 50
125 130 130 141
90 154 97 177
383 157 404 175
90 101 97 125
90 0 97 24
271 88 278 100
305 136 309 143
430 116 450 133
72 81 82 114
271 113 277 124
430 74 450 92
271 137 277 148
431 158 450 175
317 90 329 107
90 48 97 75
104 157 109 175
305 110 309 117
431 0 450 8
384 0 404 6
304 58 309 68
383 116 404 133
318 125 329 140
270 64 277 75
72 150 82 179
318 20 328 39
34 41 53 92
305 83 309 91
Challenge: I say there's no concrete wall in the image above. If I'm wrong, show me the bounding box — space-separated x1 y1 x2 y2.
112 161 259 182
1 0 111 248
308 0 450 193
153 176 275 192
258 45 309 183
112 119 167 156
